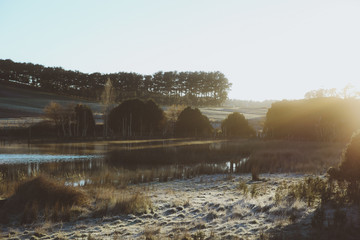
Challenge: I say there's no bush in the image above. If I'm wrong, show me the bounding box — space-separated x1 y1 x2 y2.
327 131 360 203
0 176 88 223
338 131 360 182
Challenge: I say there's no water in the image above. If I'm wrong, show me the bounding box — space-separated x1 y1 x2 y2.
0 154 98 164
0 139 250 184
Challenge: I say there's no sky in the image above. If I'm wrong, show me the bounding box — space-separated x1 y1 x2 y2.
1 0 360 101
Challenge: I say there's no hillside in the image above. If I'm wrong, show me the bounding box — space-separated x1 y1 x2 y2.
0 82 268 131
0 82 102 118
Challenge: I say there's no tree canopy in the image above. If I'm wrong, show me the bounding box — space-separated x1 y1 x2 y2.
263 98 360 141
74 104 96 137
174 107 213 137
221 112 255 137
108 99 166 137
0 59 231 106
43 102 95 138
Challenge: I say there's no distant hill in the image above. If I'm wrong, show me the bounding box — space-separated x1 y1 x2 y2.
225 99 276 108
0 59 231 106
0 82 102 118
0 82 268 131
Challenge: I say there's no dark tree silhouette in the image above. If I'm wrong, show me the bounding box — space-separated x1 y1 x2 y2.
174 107 213 137
328 131 360 202
263 98 360 141
43 102 95 138
108 99 166 137
143 99 166 135
0 59 232 106
221 112 255 137
74 104 95 137
334 131 360 182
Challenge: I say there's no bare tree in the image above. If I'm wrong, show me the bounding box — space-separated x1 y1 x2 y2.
101 78 117 137
44 102 75 137
44 101 63 137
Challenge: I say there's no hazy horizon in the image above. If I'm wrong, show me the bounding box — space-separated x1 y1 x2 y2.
1 0 360 101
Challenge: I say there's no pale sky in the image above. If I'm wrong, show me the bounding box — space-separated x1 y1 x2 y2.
1 0 360 100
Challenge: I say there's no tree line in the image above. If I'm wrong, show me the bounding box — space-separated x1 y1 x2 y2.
0 59 231 106
38 99 255 139
44 102 96 138
263 98 360 141
304 85 360 99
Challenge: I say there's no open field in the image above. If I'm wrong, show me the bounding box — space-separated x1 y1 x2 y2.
0 83 104 126
0 83 102 118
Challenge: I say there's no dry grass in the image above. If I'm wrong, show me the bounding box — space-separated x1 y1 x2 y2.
112 191 152 215
144 226 161 240
238 179 249 196
0 176 154 225
237 140 345 174
0 176 88 224
91 187 153 217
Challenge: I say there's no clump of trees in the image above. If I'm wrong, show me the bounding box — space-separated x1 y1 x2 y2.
44 102 95 138
263 98 360 141
74 104 96 137
0 59 231 106
304 85 360 99
108 99 166 137
174 107 213 137
221 112 255 137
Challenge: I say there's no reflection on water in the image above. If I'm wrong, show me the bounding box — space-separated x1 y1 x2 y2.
0 138 225 156
0 139 250 184
0 154 98 164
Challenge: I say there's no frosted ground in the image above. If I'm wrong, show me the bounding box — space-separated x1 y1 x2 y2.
1 173 324 240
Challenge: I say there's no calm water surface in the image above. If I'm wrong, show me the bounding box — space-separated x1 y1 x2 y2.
0 139 248 182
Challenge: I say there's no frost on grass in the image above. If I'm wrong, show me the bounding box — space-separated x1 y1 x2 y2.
0 174 338 240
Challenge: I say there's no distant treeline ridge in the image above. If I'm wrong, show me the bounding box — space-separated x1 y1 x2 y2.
0 59 231 106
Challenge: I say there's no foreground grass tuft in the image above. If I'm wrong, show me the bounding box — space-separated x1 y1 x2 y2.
92 188 153 217
0 176 88 223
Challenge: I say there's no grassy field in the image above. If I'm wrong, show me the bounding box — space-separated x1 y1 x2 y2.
0 83 102 117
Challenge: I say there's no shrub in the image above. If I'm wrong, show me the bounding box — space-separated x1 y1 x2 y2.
328 131 360 203
338 131 360 182
0 176 88 223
